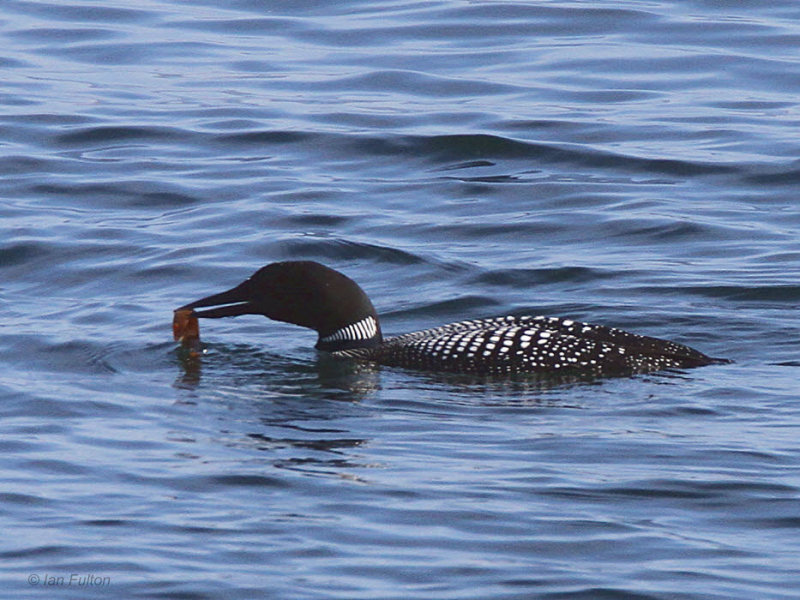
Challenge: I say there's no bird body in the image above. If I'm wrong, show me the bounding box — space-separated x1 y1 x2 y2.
177 261 725 377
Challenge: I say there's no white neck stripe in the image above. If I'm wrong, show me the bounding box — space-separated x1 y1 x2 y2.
321 316 378 343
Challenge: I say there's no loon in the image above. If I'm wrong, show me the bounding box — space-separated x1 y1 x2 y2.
176 260 726 377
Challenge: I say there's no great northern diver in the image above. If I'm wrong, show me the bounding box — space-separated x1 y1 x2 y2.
176 260 725 376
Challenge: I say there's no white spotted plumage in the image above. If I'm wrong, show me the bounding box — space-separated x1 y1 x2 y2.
334 315 716 376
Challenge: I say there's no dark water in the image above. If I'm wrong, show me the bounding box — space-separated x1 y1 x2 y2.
2 1 800 598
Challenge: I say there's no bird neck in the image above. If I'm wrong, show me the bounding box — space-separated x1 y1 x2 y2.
314 313 382 352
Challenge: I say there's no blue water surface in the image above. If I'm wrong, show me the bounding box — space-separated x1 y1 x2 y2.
2 1 800 598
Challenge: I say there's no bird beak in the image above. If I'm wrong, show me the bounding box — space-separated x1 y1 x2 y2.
176 281 256 319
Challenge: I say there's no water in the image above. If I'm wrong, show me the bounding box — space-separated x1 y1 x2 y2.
2 0 800 598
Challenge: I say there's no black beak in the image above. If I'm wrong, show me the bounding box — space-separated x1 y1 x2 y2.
177 281 257 319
